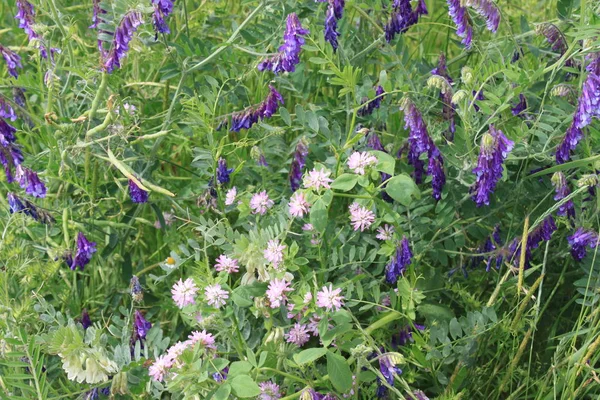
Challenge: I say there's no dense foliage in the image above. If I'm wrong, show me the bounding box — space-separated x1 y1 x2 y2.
1 0 600 399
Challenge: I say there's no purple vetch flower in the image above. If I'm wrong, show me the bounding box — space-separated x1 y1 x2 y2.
15 165 46 198
7 192 52 224
130 275 143 302
216 158 233 185
511 93 527 117
392 324 425 347
472 90 485 112
573 68 600 129
401 98 446 198
537 23 568 55
152 0 175 35
89 0 106 29
71 232 97 271
0 118 17 146
320 0 345 51
555 122 583 164
289 138 309 192
81 309 92 330
551 172 575 219
385 0 428 43
128 179 149 203
431 54 456 140
379 354 402 387
258 13 310 74
470 125 514 207
104 12 144 73
470 225 504 271
0 45 22 78
358 86 385 117
413 391 430 400
508 216 557 269
367 132 385 152
463 0 500 33
133 310 152 341
213 366 228 383
15 0 57 59
386 236 413 284
447 0 473 48
230 85 284 131
568 228 599 261
0 97 16 121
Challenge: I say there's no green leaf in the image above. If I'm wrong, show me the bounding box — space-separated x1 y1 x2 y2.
385 174 421 206
331 174 358 191
211 383 231 400
309 57 330 65
417 303 455 323
307 112 319 133
372 151 396 176
310 199 328 232
557 0 574 19
293 347 327 365
449 318 462 340
279 107 291 126
230 375 261 398
527 154 600 178
326 351 353 392
228 361 253 378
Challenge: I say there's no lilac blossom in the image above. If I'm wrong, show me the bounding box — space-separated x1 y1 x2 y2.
464 0 500 33
0 45 22 78
128 179 149 203
71 232 97 271
358 86 385 117
385 0 428 43
471 125 514 207
172 278 199 308
216 158 233 185
568 228 599 261
230 85 284 131
152 0 174 35
289 138 309 192
349 202 375 231
447 0 473 48
386 236 413 284
104 12 144 73
266 278 293 308
316 284 344 311
551 172 575 219
285 323 310 347
258 13 309 74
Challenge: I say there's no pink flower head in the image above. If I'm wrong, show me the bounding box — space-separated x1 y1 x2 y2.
288 191 310 217
149 354 173 381
250 191 274 215
303 168 332 191
376 224 395 240
264 239 286 269
316 284 344 311
285 323 310 347
259 381 282 400
302 223 314 231
205 283 229 309
225 187 237 205
214 254 239 273
188 330 216 349
171 278 199 308
303 291 313 304
349 203 375 231
166 341 190 363
347 151 378 175
266 278 293 308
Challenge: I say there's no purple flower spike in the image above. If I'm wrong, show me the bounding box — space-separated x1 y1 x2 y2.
89 0 105 29
367 132 385 152
401 98 446 198
447 0 473 48
555 122 583 164
7 192 52 223
537 24 567 55
551 172 575 219
71 232 97 271
258 13 309 74
509 216 557 269
464 0 500 33
15 0 54 59
129 179 149 203
386 236 413 284
0 119 17 146
130 275 143 302
511 94 527 116
133 310 152 340
104 12 144 73
321 0 345 51
230 85 284 132
0 45 22 78
432 54 456 140
81 309 92 330
15 166 46 198
0 97 16 121
152 0 175 35
471 125 514 207
573 70 600 129
568 228 599 261
385 0 428 43
379 355 402 386
216 158 233 185
358 86 385 117
289 138 309 192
